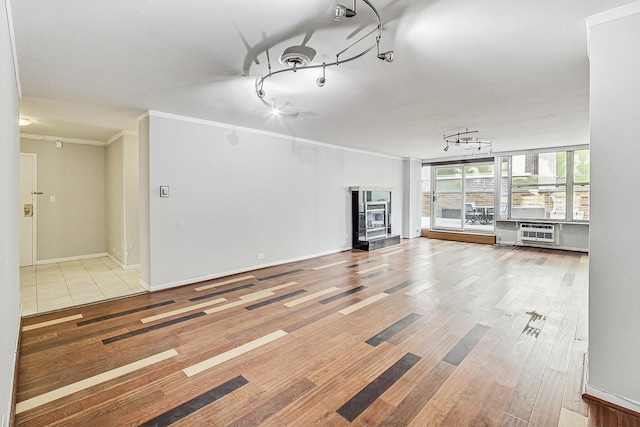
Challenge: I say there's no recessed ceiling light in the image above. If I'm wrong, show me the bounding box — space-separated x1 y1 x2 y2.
19 118 32 126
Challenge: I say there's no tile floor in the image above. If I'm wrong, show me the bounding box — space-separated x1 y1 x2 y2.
20 257 145 316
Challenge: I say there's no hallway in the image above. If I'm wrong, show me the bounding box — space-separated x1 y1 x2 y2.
20 257 144 315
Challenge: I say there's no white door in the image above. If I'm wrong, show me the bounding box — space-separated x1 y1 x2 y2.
20 153 37 267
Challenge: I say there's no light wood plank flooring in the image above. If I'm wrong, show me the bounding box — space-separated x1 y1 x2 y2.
15 238 640 426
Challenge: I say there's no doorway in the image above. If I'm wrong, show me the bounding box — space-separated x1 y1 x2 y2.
20 153 37 266
429 161 496 234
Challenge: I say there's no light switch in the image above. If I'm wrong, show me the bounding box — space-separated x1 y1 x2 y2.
160 186 169 198
50 196 56 202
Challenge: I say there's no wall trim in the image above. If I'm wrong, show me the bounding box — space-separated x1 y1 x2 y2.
587 1 640 27
20 133 107 147
583 353 640 415
7 308 22 427
142 110 403 161
584 380 640 416
107 253 139 271
106 130 137 146
149 246 350 292
587 1 640 59
496 241 588 253
139 279 151 291
37 252 109 265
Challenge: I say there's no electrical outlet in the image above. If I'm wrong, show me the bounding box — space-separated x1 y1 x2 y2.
257 253 265 260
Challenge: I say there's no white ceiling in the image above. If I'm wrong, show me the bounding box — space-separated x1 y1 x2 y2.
11 0 632 159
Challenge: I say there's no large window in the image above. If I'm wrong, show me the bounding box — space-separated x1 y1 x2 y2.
505 149 588 221
421 148 589 232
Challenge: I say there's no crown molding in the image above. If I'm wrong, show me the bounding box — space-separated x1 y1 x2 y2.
20 133 107 146
106 130 138 146
143 110 403 161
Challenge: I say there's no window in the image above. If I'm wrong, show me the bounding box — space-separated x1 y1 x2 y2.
511 152 566 219
505 149 588 221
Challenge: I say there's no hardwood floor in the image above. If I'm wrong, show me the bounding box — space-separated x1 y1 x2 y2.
15 238 640 426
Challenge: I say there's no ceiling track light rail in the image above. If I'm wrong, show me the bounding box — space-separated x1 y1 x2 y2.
443 128 493 154
255 0 393 98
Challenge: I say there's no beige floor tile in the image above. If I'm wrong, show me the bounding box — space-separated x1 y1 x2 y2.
101 287 134 299
128 283 147 293
38 298 75 313
37 289 71 302
71 293 106 306
21 286 37 298
21 256 146 315
21 303 38 316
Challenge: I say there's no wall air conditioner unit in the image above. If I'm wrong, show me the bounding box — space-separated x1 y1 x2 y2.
519 223 555 243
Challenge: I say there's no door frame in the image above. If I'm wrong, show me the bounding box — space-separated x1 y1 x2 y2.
20 152 38 266
430 160 496 234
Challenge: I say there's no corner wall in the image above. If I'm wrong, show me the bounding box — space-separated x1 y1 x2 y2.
587 2 640 412
0 0 22 423
402 158 422 238
106 133 139 267
140 112 405 290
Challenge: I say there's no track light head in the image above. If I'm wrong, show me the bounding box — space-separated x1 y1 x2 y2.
335 4 356 20
444 145 449 152
316 62 327 87
257 89 265 98
377 51 394 62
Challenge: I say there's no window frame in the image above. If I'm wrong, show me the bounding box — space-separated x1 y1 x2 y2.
500 147 589 223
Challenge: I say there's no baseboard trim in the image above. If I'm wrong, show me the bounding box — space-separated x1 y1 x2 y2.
583 354 640 417
9 310 22 427
583 387 640 417
139 279 151 291
37 252 109 265
107 253 140 271
149 246 350 292
426 230 495 245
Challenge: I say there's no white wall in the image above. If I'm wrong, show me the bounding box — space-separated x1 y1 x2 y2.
140 112 405 290
402 158 422 238
106 136 125 263
124 134 139 266
106 133 139 267
587 2 640 412
0 0 22 423
139 116 151 289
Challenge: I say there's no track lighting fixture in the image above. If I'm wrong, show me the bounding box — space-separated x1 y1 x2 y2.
377 51 394 62
335 1 357 20
316 63 326 87
443 129 493 154
255 0 393 98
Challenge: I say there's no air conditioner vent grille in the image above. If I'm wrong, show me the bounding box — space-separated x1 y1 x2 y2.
519 223 555 243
